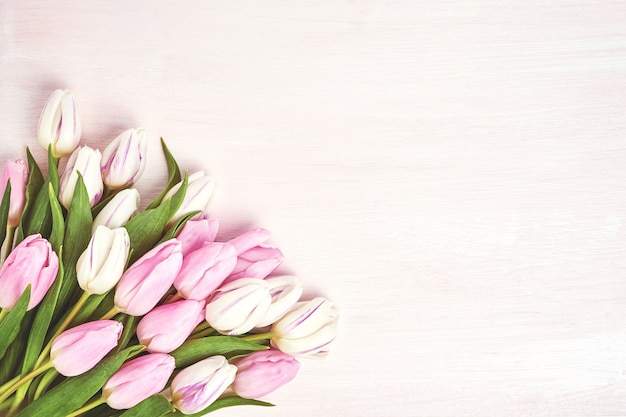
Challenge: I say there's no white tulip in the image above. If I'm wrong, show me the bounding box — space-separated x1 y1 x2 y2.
163 170 215 224
204 278 271 335
255 275 303 327
76 226 130 294
92 188 140 232
59 146 103 209
101 128 148 189
37 89 81 158
271 297 339 358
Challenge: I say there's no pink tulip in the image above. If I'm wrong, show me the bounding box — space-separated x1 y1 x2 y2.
0 234 59 311
103 353 175 410
100 128 148 189
176 217 219 257
114 239 182 316
137 299 205 353
171 356 237 414
232 350 300 399
50 320 122 377
0 158 28 227
173 242 236 300
224 228 283 283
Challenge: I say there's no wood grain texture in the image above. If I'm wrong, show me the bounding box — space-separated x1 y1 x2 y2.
1 1 626 416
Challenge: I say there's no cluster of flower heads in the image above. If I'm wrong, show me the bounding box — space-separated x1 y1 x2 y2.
0 89 339 417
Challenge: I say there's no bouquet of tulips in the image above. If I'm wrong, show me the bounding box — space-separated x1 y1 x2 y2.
0 90 339 417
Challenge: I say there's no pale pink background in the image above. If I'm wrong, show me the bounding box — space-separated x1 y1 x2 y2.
1 1 626 416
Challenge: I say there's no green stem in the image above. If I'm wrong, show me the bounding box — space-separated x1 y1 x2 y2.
65 397 105 417
188 327 216 340
33 368 58 401
0 362 53 404
0 376 21 397
2 226 15 263
0 309 8 324
99 306 119 321
240 332 272 342
35 292 91 369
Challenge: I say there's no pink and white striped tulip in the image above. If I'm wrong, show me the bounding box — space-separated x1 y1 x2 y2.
76 226 130 294
0 234 59 311
171 356 237 414
59 146 103 209
204 278 271 335
103 353 175 410
92 188 140 231
176 217 219 257
255 275 303 328
100 128 148 189
271 297 339 358
0 158 29 227
114 239 183 316
37 89 81 158
51 320 122 377
173 242 236 300
232 350 300 399
137 299 205 353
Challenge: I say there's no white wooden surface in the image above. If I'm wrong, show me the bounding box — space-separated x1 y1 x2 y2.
2 1 626 416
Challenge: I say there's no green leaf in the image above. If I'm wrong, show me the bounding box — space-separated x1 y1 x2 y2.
166 396 273 417
119 395 173 417
124 200 171 264
21 254 63 373
16 148 44 244
146 138 181 210
16 345 145 417
0 180 12 249
116 315 138 353
47 183 65 253
160 210 201 243
22 146 60 239
0 286 31 361
55 175 92 321
163 172 188 221
170 336 268 368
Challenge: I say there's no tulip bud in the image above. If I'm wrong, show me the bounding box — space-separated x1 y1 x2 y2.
101 128 148 189
59 146 103 209
173 242 236 300
0 234 59 311
271 297 339 358
170 356 237 414
137 299 205 353
103 353 175 410
163 171 215 225
50 320 122 377
92 188 140 231
76 226 130 294
37 89 81 158
224 228 284 283
176 217 219 257
0 158 29 227
114 239 183 316
204 278 271 335
255 276 303 328
232 350 300 399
